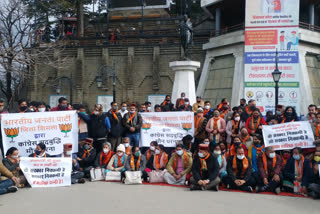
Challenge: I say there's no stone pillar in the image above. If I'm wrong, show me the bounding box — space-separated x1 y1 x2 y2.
299 50 314 115
215 8 221 36
230 51 245 108
309 4 315 25
169 61 201 106
196 54 213 97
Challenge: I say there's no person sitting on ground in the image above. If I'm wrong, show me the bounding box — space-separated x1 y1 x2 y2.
182 135 193 153
29 143 51 158
106 144 127 174
281 150 291 171
256 146 283 194
123 146 147 181
283 147 312 194
145 141 158 161
245 108 266 135
219 141 229 159
57 144 85 184
229 136 248 157
206 109 226 143
164 144 193 185
94 142 115 169
77 138 97 178
190 144 220 191
146 144 168 171
248 134 265 182
212 144 227 179
122 137 131 156
223 146 256 192
309 162 320 199
280 106 299 123
0 162 18 195
2 147 27 187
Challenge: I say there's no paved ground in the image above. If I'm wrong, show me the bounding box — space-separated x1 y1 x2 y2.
0 182 319 214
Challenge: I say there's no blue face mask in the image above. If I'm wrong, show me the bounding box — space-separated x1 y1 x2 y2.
60 104 67 110
134 152 141 157
293 154 300 160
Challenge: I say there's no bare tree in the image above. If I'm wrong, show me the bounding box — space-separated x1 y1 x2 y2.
0 0 70 106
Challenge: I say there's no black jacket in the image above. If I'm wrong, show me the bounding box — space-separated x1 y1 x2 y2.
79 113 109 139
192 153 219 182
160 101 174 112
122 112 142 134
283 157 312 187
107 110 123 137
78 148 97 168
226 155 253 182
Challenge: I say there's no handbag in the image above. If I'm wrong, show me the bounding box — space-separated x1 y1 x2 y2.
90 168 105 181
148 170 166 183
124 171 142 185
105 171 121 181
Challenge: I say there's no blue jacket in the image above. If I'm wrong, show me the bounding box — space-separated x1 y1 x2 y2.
283 157 312 187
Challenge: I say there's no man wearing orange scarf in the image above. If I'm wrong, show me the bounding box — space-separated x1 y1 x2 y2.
190 144 220 191
77 138 97 178
165 144 193 185
124 146 148 181
257 146 283 194
245 108 266 135
175 92 187 110
107 102 123 151
193 108 208 153
122 104 142 147
223 146 255 192
160 95 174 112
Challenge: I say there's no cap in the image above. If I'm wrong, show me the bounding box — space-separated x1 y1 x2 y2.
117 144 125 153
130 103 137 107
222 101 228 105
199 144 209 151
63 143 72 150
197 108 204 113
85 138 93 144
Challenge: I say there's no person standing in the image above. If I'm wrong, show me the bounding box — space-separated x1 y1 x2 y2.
193 108 208 153
192 96 204 113
107 102 123 151
206 109 226 143
176 92 187 110
122 104 142 147
161 95 174 112
119 102 128 118
0 99 8 157
50 97 72 111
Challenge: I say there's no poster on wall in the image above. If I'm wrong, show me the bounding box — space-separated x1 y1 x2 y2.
245 0 300 115
147 95 166 112
49 95 67 109
97 96 113 112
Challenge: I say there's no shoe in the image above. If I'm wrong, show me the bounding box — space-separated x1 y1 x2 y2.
78 178 86 184
190 184 202 191
226 184 230 189
256 186 267 193
242 186 253 192
248 186 253 193
7 186 18 193
274 187 281 195
212 185 219 192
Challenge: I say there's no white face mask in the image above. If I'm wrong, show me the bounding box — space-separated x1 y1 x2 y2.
198 152 204 158
150 146 155 151
205 105 210 110
94 111 100 115
103 148 109 154
176 150 183 156
124 143 129 147
11 155 19 159
214 150 221 156
237 155 245 160
155 149 160 155
121 107 127 111
184 102 189 105
204 141 210 145
268 152 276 159
117 152 124 157
147 107 152 111
181 97 185 100
38 108 46 112
130 110 135 114
234 117 240 121
66 151 72 156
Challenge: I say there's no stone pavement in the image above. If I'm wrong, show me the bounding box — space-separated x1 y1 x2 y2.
0 182 319 214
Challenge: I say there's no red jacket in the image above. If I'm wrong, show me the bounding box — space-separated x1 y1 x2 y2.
50 105 72 111
245 117 267 134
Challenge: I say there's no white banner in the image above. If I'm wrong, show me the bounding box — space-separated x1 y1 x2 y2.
1 111 79 157
20 157 72 188
140 112 194 147
262 121 315 150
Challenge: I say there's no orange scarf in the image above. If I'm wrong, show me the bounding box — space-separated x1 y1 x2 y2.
295 155 305 177
127 112 136 124
253 145 264 156
130 154 141 170
200 153 210 176
245 106 252 115
111 110 118 121
172 151 189 172
82 150 90 158
220 155 225 169
217 103 223 110
281 117 294 123
204 109 209 116
262 153 276 176
194 116 201 129
314 123 320 137
250 117 261 131
240 135 250 143
116 154 124 167
99 151 113 166
7 155 18 164
179 99 185 107
213 117 220 129
183 104 190 111
232 120 239 134
125 146 131 156
232 155 249 176
220 110 228 119
155 153 168 169
230 144 244 156
282 156 288 169
161 100 168 106
146 149 152 160
34 153 47 158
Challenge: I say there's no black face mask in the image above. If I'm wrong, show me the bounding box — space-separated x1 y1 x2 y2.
250 105 256 111
20 106 28 112
234 142 241 147
166 99 170 102
223 107 228 110
285 112 293 117
240 104 245 106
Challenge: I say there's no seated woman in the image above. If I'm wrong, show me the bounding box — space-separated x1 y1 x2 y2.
212 144 227 179
146 144 168 171
106 144 127 174
219 141 229 159
2 147 27 188
248 134 265 184
283 147 312 194
144 141 158 161
94 142 115 169
123 146 147 181
309 163 320 199
229 136 248 157
29 143 51 158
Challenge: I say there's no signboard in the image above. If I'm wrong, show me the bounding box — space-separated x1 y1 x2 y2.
110 0 170 10
262 121 315 150
97 95 113 112
245 0 300 114
1 111 79 157
147 94 166 112
49 95 67 109
20 157 72 188
140 112 194 147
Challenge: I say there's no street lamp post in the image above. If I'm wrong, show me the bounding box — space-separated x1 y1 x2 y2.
141 0 145 34
272 49 282 113
96 63 116 102
55 76 73 104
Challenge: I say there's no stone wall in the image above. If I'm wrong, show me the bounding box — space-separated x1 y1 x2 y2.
27 45 205 109
306 54 320 105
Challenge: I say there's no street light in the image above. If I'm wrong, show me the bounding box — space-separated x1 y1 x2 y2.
56 85 61 94
55 76 73 104
272 49 282 112
96 63 116 102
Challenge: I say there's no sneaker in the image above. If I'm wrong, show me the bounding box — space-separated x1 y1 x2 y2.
78 178 86 184
7 186 18 193
274 187 281 195
248 186 253 193
190 184 202 191
256 186 266 193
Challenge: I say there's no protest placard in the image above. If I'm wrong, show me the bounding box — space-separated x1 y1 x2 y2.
1 111 78 157
262 121 315 150
20 157 72 188
140 112 194 147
